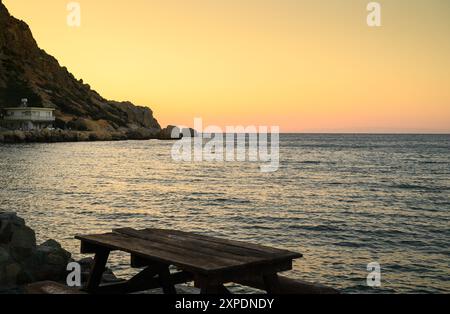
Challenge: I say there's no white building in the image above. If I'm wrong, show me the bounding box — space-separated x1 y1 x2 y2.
1 99 55 131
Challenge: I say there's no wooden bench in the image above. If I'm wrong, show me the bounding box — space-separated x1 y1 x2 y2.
25 281 86 294
76 228 303 294
236 275 340 294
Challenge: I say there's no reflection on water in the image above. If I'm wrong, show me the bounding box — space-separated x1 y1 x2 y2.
0 134 449 293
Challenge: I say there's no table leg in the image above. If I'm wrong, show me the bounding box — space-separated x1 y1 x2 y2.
158 266 177 294
200 284 221 294
199 284 231 294
263 274 281 294
198 281 231 294
85 249 110 293
195 275 229 294
217 285 232 294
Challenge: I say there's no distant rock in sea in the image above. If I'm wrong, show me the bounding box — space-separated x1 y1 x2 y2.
0 1 174 142
158 125 198 140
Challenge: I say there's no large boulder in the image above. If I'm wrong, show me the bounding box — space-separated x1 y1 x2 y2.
0 212 28 245
31 240 71 282
0 247 10 264
1 262 22 287
9 225 36 260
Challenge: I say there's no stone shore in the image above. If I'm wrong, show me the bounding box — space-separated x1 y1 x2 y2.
0 212 120 293
0 129 156 144
0 126 191 144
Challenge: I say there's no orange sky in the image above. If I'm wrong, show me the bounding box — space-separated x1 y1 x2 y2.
4 0 450 133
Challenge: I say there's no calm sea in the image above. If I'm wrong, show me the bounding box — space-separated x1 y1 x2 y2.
1 134 449 293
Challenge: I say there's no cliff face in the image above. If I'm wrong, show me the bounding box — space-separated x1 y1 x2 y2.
0 1 161 133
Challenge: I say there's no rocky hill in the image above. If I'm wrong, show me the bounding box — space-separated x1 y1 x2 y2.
0 1 164 141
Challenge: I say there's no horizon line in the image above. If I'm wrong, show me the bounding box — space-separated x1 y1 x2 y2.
187 131 450 135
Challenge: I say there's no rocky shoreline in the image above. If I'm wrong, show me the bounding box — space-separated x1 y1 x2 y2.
0 125 191 144
0 129 158 144
0 212 120 293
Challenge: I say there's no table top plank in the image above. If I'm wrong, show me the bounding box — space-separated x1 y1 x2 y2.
76 228 302 275
114 228 299 263
130 228 299 256
114 228 266 265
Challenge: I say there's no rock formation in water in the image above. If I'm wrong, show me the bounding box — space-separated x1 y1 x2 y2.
158 125 198 140
0 1 164 141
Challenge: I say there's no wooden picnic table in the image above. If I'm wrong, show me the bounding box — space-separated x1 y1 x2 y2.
75 228 302 294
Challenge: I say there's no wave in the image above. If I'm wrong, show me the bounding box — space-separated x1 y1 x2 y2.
288 224 343 232
389 183 444 191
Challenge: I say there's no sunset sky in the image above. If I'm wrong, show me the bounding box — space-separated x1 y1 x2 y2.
4 0 450 133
